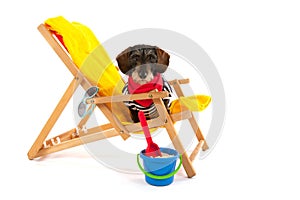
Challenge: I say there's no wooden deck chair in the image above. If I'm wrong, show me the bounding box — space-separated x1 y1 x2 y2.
28 21 209 178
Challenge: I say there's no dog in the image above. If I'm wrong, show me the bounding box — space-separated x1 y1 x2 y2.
116 44 173 123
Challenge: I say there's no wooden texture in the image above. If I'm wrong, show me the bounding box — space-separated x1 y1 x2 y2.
36 123 114 158
37 24 79 77
43 128 76 148
168 78 190 85
125 118 164 133
153 98 196 178
86 91 169 104
76 104 95 130
172 79 209 151
35 128 119 158
170 110 192 122
27 78 78 160
189 140 204 162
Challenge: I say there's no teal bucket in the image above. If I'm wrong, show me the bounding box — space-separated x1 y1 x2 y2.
137 147 182 186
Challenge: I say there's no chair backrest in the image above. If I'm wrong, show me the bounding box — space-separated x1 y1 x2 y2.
45 16 124 96
45 16 132 123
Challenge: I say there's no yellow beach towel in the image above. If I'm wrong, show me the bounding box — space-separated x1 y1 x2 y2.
45 16 130 122
45 16 124 97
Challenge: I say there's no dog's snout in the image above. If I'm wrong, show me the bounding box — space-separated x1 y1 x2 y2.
138 70 148 79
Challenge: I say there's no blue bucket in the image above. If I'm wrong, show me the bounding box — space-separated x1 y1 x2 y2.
137 147 182 186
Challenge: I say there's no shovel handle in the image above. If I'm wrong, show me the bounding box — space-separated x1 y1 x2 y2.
138 111 152 142
138 111 148 127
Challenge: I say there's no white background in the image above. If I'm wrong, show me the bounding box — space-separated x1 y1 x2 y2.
1 0 299 199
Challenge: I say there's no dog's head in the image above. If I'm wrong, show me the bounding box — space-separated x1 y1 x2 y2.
116 44 170 85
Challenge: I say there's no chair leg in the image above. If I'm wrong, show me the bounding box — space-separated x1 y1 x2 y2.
189 140 204 162
188 115 209 151
27 78 79 160
153 98 196 178
165 126 197 178
172 80 209 151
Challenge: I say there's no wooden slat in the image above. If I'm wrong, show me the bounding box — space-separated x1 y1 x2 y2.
35 128 119 158
77 123 113 136
42 123 112 150
170 110 192 122
86 91 169 104
125 118 164 133
43 128 76 148
168 78 189 85
189 140 204 162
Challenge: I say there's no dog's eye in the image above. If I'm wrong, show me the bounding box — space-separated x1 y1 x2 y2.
130 54 140 61
147 55 156 62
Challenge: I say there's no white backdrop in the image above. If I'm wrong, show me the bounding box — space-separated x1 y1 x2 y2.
1 0 299 199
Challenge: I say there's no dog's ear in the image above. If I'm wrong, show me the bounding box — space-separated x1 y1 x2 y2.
116 48 130 74
156 47 170 73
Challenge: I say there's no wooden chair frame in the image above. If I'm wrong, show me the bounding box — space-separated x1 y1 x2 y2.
27 24 209 178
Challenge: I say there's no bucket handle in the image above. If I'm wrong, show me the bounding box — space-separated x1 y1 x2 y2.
137 154 182 180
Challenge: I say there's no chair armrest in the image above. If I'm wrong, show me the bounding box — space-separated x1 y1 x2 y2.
168 78 189 85
86 91 169 104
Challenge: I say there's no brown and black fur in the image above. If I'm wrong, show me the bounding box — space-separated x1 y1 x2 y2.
116 44 172 122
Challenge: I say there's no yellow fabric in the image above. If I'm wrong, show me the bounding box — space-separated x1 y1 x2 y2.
81 47 124 96
45 16 130 122
170 95 211 114
79 41 129 122
45 16 124 96
45 16 99 67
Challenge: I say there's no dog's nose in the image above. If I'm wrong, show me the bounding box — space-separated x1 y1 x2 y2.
139 71 147 79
